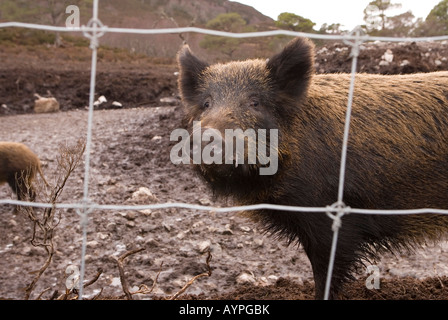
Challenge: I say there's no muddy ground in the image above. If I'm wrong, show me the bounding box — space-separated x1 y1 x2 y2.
1 39 448 300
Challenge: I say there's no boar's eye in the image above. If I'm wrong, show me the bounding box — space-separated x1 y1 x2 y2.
249 99 259 108
202 99 211 109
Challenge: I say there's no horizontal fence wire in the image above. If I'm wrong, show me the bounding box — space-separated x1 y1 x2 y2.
3 199 448 216
1 1 448 300
3 21 448 42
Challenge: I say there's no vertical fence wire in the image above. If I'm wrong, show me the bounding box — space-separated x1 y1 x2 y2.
1 1 448 300
323 27 364 299
77 0 100 300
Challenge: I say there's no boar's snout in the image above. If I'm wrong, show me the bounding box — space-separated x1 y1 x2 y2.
187 120 278 180
188 123 252 175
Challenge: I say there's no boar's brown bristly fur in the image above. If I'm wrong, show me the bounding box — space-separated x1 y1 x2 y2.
0 142 48 203
177 37 448 299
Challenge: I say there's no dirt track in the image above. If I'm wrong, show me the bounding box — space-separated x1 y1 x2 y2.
1 41 448 300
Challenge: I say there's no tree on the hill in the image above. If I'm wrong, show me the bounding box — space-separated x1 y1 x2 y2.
275 12 316 33
363 0 402 32
423 0 448 35
381 10 416 36
408 0 448 36
200 12 248 59
319 23 343 34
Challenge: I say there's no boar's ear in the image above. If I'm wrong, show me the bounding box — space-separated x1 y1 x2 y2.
266 37 314 99
177 45 209 105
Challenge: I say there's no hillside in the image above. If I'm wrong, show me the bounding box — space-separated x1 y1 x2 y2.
98 0 276 59
0 0 276 59
0 0 274 26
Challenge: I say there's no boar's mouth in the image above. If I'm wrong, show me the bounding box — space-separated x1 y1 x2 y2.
196 160 279 199
199 159 258 178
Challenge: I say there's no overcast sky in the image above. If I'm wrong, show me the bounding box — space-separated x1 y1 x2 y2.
232 0 442 31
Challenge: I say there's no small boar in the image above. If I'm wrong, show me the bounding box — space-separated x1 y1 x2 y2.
177 37 448 299
34 94 60 113
0 142 48 203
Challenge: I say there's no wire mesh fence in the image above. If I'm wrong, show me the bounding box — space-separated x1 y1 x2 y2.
2 0 448 300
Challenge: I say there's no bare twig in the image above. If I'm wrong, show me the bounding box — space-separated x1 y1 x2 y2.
131 261 164 296
169 250 212 300
91 288 104 300
24 249 55 299
20 139 86 299
84 268 104 288
113 248 145 300
49 290 59 300
57 268 104 300
36 287 51 300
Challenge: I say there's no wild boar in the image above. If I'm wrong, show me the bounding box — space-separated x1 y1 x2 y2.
0 142 48 202
176 37 448 299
